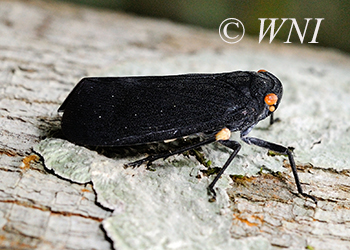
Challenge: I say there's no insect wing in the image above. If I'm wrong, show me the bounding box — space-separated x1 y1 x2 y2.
59 72 257 146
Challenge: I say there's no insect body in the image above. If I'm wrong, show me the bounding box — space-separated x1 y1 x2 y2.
58 70 316 203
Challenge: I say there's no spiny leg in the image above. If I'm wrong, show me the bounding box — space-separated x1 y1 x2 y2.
207 140 241 200
128 128 240 201
241 135 317 204
127 137 216 167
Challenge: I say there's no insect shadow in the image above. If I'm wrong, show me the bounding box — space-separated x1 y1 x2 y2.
39 118 208 168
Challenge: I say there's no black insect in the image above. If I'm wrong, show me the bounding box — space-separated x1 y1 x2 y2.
58 70 316 203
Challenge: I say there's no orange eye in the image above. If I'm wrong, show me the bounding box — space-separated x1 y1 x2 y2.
258 69 267 73
264 93 278 106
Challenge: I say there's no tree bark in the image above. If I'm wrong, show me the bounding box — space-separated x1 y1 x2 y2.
1 0 350 249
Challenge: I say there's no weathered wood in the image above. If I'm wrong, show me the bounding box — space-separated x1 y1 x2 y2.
1 0 350 249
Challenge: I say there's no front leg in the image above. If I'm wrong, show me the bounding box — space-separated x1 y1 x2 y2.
241 135 317 204
207 140 241 200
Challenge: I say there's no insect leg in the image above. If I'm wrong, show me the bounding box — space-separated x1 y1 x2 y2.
207 140 241 200
241 135 317 203
269 113 281 125
127 137 216 167
269 113 274 125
